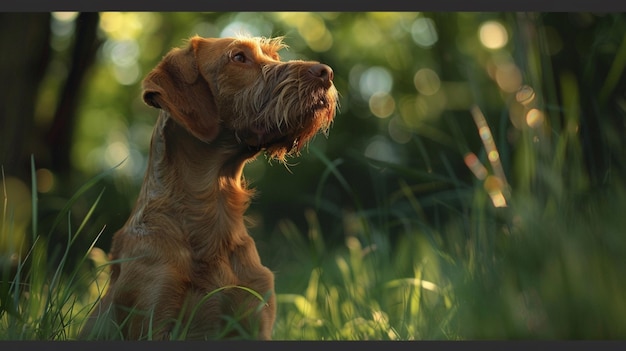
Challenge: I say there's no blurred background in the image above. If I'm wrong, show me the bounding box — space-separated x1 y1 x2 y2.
1 12 626 339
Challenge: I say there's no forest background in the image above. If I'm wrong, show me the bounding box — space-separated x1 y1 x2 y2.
1 12 625 339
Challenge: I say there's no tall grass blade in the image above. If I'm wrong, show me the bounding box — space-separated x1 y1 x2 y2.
46 159 124 238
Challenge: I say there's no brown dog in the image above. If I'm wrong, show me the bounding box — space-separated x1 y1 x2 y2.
79 35 338 340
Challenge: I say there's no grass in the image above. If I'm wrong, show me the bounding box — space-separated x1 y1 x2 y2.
2 105 626 339
1 159 270 341
267 91 626 339
3 99 626 340
0 158 107 340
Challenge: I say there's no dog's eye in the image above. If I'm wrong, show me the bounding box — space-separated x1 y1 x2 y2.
232 52 247 63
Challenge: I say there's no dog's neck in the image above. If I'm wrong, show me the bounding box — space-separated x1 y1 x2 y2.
126 112 259 257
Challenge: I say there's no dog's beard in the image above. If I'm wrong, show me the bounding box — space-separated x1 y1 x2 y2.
236 103 335 160
227 63 338 160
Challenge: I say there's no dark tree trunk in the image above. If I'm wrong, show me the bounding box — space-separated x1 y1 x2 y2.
0 13 52 179
45 12 101 177
0 13 101 184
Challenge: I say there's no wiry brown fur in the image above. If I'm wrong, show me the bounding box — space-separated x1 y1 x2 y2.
79 35 338 340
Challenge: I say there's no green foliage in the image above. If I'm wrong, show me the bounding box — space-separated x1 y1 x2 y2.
2 12 626 340
272 211 456 340
1 164 272 340
0 159 107 340
271 122 626 339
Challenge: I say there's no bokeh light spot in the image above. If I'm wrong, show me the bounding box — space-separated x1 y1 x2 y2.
35 168 55 193
52 12 78 22
526 108 545 128
516 85 536 106
484 175 507 207
413 68 441 96
369 92 396 118
488 150 500 163
100 12 144 40
297 13 333 52
479 21 508 50
51 12 78 38
359 66 393 99
104 140 129 168
495 62 523 93
110 40 140 67
113 63 141 86
388 117 412 144
411 17 438 48
220 21 260 37
464 153 488 180
364 137 400 164
479 126 492 141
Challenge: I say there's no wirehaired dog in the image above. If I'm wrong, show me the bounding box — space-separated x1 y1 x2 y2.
79 35 338 340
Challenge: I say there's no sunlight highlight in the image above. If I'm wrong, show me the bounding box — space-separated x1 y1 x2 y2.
51 12 78 22
484 176 507 208
99 12 144 40
464 152 488 180
526 108 545 129
470 106 510 207
479 21 509 50
51 12 78 40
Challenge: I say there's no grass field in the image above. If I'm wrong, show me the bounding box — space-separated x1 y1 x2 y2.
2 97 625 340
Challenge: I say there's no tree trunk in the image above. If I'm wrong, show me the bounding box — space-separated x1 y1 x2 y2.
45 12 101 177
0 13 51 179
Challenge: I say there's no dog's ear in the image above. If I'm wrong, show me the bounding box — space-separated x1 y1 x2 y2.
142 38 219 143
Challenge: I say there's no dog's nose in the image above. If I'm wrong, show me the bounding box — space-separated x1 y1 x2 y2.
308 63 334 83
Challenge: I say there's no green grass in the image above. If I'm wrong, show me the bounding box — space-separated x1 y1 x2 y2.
0 157 108 340
1 159 271 340
2 105 626 339
271 212 457 340
268 85 626 339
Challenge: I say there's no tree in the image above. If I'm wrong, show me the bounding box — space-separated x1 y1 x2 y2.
0 13 101 182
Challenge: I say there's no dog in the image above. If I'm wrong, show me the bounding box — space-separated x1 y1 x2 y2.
79 35 338 340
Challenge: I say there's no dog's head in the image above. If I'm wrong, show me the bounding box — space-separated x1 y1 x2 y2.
142 35 338 161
